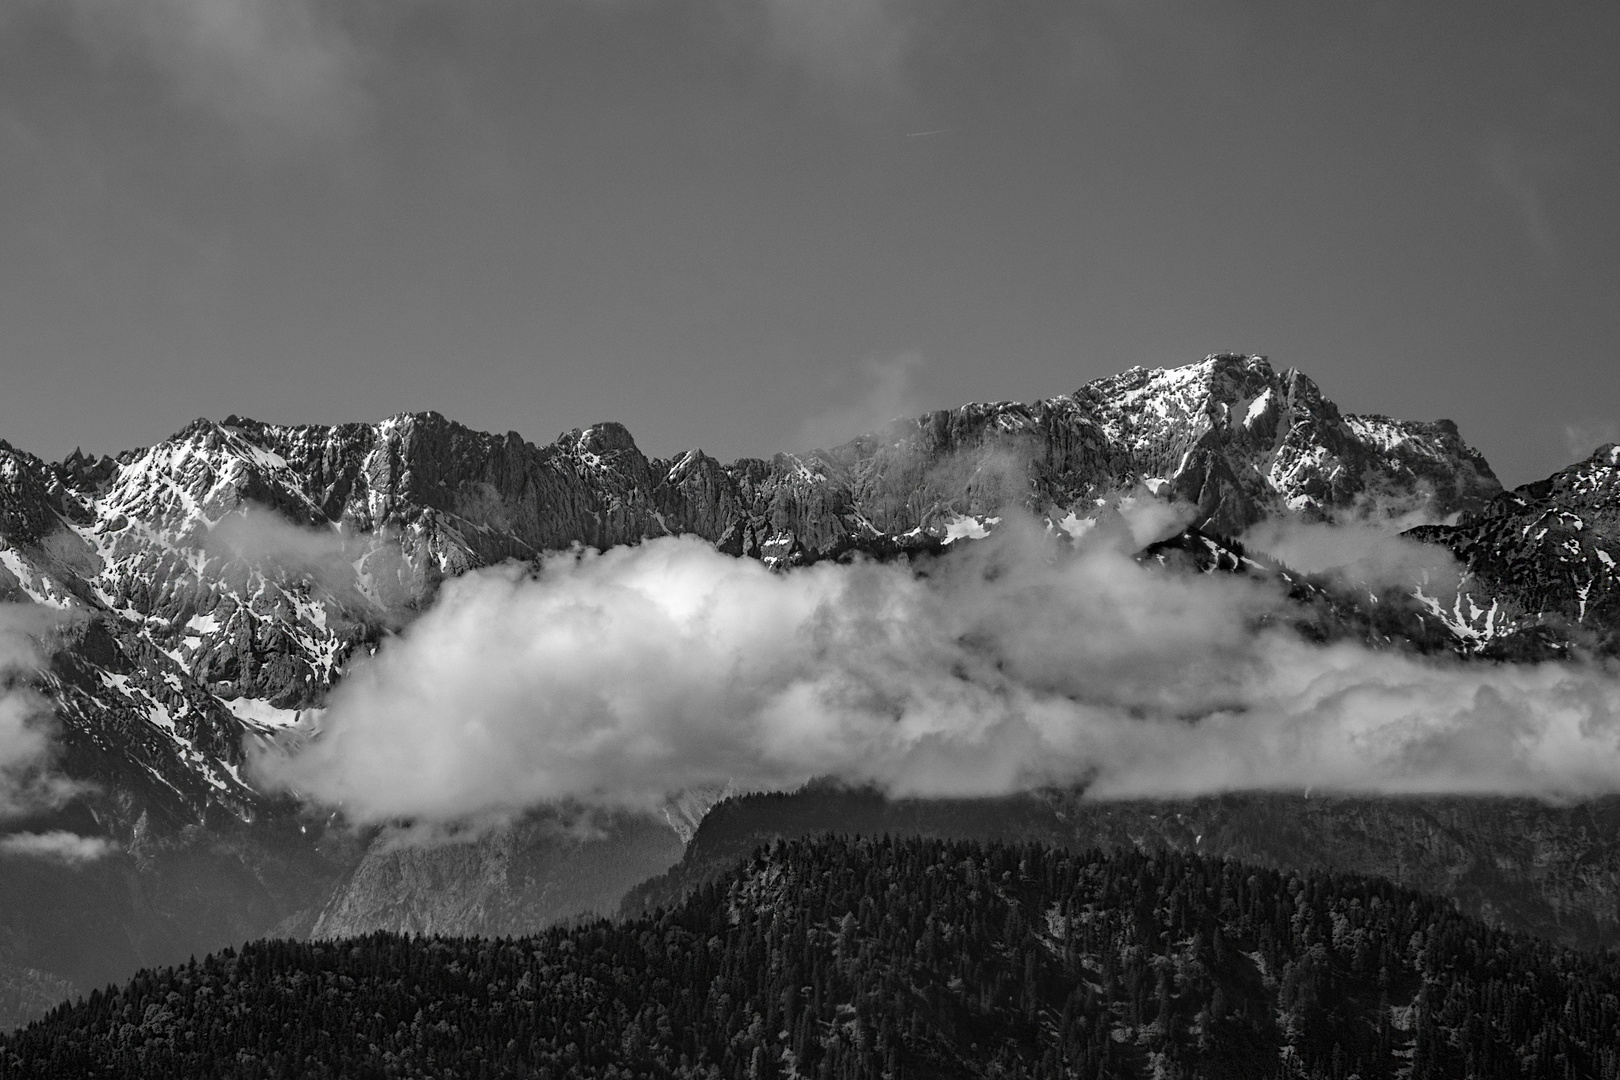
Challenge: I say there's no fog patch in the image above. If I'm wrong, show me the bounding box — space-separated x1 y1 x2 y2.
1242 517 1463 593
204 506 416 619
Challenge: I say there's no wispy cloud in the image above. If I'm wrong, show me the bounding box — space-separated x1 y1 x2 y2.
1563 419 1620 462
797 350 927 451
0 830 116 863
58 0 367 144
1240 515 1460 591
204 506 417 620
1485 134 1559 265
0 604 80 819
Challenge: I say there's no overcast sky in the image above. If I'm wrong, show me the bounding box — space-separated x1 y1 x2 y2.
1 1 1615 486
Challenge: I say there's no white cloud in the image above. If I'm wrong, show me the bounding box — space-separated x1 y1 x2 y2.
204 505 416 618
255 525 1620 824
1241 517 1462 592
1485 134 1559 265
0 829 117 863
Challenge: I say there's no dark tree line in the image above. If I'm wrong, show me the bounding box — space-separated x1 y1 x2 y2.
4 836 1619 1079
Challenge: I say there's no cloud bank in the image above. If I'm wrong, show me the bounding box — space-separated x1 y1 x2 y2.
1239 516 1462 592
256 524 1620 825
0 604 78 818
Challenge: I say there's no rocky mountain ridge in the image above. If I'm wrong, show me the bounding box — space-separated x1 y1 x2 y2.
0 352 1614 1029
0 353 1514 831
1411 443 1620 654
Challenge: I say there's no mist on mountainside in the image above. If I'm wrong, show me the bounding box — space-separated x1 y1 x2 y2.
255 505 1620 828
0 606 82 824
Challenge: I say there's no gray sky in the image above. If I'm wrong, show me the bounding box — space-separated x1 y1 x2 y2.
1 1 1615 486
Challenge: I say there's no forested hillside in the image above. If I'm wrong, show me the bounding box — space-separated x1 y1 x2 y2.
624 787 1620 951
5 836 1619 1079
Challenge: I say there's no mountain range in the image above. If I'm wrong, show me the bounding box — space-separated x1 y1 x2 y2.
2 352 1618 1031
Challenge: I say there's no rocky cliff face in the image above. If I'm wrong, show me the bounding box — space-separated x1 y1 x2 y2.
1409 444 1620 655
1066 357 1498 529
717 352 1499 560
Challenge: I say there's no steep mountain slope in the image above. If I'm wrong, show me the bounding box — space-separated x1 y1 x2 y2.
1409 444 1620 655
726 352 1498 559
0 967 72 1036
1067 357 1497 530
8 837 1619 1079
1141 528 1488 656
0 803 355 1000
307 811 684 940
